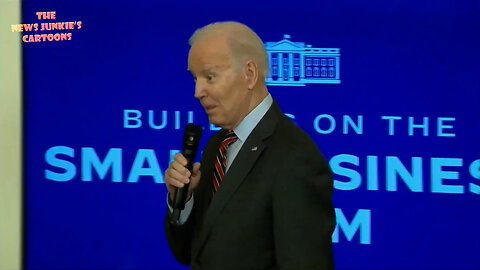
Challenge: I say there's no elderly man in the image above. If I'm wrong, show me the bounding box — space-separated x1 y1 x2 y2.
164 21 335 270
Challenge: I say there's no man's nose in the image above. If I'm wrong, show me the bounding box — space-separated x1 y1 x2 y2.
194 80 206 99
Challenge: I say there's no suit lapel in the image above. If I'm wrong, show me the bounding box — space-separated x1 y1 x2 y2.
193 101 282 257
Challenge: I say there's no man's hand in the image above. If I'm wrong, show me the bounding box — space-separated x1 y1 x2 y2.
165 153 201 202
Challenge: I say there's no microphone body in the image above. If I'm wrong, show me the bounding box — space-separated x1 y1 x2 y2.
171 123 202 225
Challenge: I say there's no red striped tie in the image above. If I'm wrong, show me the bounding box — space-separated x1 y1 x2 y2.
212 130 238 196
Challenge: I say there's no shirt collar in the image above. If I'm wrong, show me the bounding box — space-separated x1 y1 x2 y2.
233 93 273 143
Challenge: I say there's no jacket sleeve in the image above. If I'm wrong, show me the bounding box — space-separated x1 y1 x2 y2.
164 131 221 265
164 203 194 265
272 149 336 270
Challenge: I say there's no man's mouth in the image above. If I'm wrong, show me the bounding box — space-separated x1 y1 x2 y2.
204 105 216 112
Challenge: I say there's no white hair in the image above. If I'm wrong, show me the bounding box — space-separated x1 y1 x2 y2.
189 21 269 78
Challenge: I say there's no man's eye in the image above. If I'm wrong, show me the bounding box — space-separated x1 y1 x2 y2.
207 75 215 81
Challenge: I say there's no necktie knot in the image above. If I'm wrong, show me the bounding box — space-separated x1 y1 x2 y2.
222 130 238 148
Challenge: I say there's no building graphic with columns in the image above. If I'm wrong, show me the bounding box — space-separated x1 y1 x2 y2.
265 35 340 86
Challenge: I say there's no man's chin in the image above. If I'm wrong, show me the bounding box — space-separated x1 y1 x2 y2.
207 117 222 128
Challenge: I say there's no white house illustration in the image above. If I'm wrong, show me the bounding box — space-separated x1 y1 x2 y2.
265 35 340 86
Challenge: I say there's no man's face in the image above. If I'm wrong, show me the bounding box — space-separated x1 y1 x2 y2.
188 36 250 130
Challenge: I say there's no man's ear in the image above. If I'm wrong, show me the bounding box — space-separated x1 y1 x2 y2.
244 60 258 90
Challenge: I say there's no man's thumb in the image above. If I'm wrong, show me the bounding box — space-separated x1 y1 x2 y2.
192 162 201 175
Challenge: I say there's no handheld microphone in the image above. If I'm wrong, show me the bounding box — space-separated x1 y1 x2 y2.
170 123 202 225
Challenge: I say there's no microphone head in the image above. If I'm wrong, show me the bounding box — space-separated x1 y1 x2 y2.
183 124 202 160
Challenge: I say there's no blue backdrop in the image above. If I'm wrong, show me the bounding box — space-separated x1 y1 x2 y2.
23 0 479 269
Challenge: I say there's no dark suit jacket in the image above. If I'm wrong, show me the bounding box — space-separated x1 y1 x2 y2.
165 100 335 270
